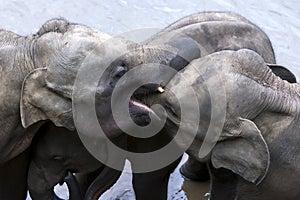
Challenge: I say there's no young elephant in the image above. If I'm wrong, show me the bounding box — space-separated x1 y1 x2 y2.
149 49 300 200
179 64 297 182
28 122 125 200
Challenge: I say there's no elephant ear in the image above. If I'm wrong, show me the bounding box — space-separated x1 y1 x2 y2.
20 68 75 130
168 36 201 71
267 63 297 83
211 118 270 185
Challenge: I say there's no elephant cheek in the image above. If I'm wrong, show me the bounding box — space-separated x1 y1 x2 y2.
28 161 50 193
28 161 66 193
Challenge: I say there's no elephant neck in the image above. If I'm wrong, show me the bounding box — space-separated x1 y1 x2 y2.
28 35 47 70
29 37 43 71
19 35 37 72
0 30 37 73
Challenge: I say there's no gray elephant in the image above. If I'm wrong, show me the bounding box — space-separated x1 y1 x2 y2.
145 49 300 200
88 11 291 198
0 18 153 200
145 11 295 182
179 62 297 182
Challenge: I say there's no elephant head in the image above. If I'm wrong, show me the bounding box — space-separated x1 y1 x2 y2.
28 122 125 200
21 18 156 133
20 18 107 130
149 49 298 185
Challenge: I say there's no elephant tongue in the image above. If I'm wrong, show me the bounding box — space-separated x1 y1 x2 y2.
129 99 154 114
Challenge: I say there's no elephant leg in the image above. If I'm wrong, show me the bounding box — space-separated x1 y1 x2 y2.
179 156 210 181
0 149 30 200
209 163 238 200
132 157 181 200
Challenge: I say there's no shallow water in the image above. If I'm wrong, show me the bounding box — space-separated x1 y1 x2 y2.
1 0 300 78
1 0 298 199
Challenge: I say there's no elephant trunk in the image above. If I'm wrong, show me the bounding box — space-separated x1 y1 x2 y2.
64 171 83 200
84 166 122 200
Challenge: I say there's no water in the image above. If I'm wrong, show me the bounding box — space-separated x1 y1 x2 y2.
1 0 299 78
0 0 298 199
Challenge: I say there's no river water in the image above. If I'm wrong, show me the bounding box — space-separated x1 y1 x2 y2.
1 0 298 199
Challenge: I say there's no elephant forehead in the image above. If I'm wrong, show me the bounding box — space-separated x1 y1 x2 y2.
67 25 111 43
44 28 111 98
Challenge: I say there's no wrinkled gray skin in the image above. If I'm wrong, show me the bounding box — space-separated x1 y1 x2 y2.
0 19 152 200
93 11 280 199
151 49 300 200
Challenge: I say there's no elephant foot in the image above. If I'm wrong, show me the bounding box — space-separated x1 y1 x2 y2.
180 157 210 182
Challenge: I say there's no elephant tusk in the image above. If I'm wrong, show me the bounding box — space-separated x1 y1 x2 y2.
157 86 165 93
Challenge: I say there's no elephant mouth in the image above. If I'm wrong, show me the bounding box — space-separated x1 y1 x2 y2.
129 98 155 115
132 84 181 126
128 98 157 126
128 84 165 125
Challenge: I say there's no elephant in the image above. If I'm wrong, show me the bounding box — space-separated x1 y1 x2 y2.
28 122 127 200
179 62 297 182
88 11 290 197
145 49 300 200
0 18 156 200
0 19 107 164
0 18 107 200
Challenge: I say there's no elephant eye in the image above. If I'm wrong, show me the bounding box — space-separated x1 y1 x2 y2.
53 155 64 161
112 66 127 78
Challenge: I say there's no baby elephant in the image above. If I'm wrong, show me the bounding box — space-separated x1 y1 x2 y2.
28 122 125 200
148 49 300 200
